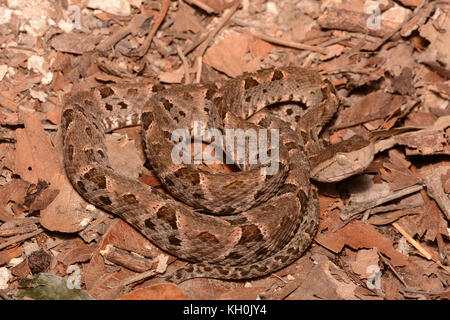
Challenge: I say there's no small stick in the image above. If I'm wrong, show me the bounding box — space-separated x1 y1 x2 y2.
392 222 432 260
128 0 170 57
195 56 203 83
378 252 408 287
121 269 157 287
96 13 149 52
196 1 240 58
0 228 43 251
177 46 191 84
249 31 328 55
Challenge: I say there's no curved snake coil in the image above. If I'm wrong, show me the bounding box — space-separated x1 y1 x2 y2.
61 67 339 283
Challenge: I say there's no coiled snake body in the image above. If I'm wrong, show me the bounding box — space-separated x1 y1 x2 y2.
61 67 341 283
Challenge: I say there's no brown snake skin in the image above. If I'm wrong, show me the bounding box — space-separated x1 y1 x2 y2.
61 67 339 283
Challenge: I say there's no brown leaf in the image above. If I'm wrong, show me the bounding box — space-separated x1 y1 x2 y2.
117 284 190 300
316 219 408 267
204 34 249 77
0 246 22 265
84 219 172 299
333 91 405 129
50 33 99 54
368 209 416 225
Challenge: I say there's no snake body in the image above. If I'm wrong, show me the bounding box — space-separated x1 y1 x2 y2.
61 67 339 283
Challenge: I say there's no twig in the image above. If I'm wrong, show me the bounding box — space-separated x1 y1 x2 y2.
183 33 209 56
340 184 424 220
177 46 191 84
128 0 170 57
196 1 240 58
96 13 150 52
249 31 328 55
392 222 432 260
400 287 445 296
0 228 44 251
378 252 409 288
195 56 203 83
121 269 157 287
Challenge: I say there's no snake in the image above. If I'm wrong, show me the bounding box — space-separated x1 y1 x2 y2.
61 67 369 284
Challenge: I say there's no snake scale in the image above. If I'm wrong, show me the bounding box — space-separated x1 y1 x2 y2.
61 67 341 283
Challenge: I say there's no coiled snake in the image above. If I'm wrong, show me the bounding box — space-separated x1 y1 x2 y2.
61 67 372 283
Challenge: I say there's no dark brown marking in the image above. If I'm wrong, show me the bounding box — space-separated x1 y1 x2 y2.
174 168 200 185
118 102 127 109
257 117 271 128
144 218 155 230
225 252 243 260
168 236 182 246
221 206 236 215
151 84 165 92
141 112 154 130
99 86 114 98
183 92 194 100
105 103 113 111
238 224 263 245
184 264 194 272
67 144 74 161
215 266 229 275
197 231 219 245
156 205 178 230
122 194 138 205
285 108 293 115
161 98 173 112
163 177 174 187
179 110 186 117
205 88 216 100
127 88 138 95
83 168 106 189
271 70 284 81
236 268 250 276
76 181 87 193
99 196 112 205
297 189 308 209
256 265 268 273
285 142 297 151
245 96 251 103
97 149 105 159
85 126 93 139
254 188 266 202
244 77 259 89
62 109 75 127
255 247 268 257
192 192 205 200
